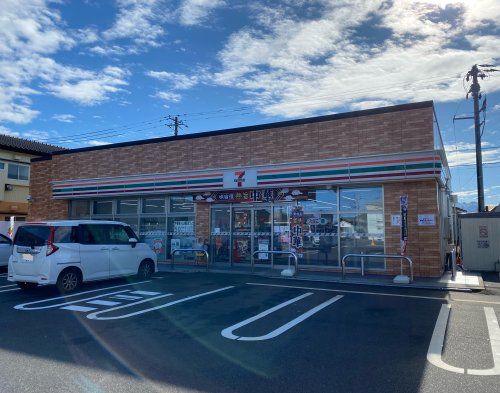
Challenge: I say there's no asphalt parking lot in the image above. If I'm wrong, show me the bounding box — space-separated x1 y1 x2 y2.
0 270 499 393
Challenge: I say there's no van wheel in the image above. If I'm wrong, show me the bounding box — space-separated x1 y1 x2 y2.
137 260 154 279
57 268 81 293
17 282 38 290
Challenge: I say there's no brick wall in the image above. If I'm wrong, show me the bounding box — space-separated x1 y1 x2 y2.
383 180 443 278
29 105 434 221
28 159 68 221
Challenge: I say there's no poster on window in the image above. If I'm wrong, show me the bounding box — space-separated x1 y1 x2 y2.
258 239 269 260
290 206 304 258
400 195 408 256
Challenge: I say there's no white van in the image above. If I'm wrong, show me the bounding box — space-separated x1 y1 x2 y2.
8 220 157 293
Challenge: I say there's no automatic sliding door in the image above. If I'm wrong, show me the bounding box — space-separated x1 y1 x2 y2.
232 208 252 265
211 207 231 265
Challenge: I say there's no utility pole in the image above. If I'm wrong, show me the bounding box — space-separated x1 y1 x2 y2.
460 64 498 212
166 115 188 136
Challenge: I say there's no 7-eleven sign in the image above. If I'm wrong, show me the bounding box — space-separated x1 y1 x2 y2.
223 169 257 189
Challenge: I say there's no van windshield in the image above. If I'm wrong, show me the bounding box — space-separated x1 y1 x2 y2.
15 226 50 247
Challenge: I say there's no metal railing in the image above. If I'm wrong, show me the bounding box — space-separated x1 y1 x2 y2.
251 250 298 277
342 253 413 283
171 249 209 271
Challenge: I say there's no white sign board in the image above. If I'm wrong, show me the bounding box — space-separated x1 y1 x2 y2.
391 215 401 226
174 221 194 234
223 169 257 189
418 214 436 226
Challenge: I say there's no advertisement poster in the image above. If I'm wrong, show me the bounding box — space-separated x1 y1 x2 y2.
290 206 304 258
258 239 269 260
152 238 164 255
193 188 308 203
170 238 181 251
400 195 408 256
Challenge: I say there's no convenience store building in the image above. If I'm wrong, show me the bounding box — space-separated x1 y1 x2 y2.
29 101 452 278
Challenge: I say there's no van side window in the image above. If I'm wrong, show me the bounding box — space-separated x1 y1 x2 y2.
54 226 77 243
79 225 110 245
108 225 131 244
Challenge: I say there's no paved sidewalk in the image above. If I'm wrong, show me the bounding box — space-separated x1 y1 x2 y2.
158 263 484 291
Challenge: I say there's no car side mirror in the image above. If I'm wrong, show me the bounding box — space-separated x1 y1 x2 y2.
129 238 138 248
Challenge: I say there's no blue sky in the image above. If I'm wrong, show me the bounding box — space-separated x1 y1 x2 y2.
0 0 499 209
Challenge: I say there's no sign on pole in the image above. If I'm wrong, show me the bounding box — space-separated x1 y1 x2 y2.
290 206 304 258
400 195 408 256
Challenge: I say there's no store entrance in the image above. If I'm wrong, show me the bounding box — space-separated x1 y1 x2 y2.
232 206 272 267
211 204 282 268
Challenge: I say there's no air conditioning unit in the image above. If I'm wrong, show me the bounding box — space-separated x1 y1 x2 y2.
5 184 13 191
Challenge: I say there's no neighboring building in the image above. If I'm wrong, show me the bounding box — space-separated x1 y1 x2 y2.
28 101 453 278
0 134 63 221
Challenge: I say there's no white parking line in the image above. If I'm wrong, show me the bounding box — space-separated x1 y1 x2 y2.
130 290 161 296
61 305 97 313
222 294 343 341
86 300 121 306
112 294 142 300
87 286 234 321
247 282 451 300
427 304 500 375
14 280 152 311
0 284 16 288
0 288 20 293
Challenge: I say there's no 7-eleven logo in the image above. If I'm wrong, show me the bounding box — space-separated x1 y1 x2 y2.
234 171 245 187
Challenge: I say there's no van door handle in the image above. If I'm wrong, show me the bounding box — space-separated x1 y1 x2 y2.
100 247 109 251
111 247 119 250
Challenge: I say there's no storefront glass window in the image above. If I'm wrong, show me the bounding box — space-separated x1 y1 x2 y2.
298 189 339 266
117 199 138 214
93 200 113 215
339 187 384 269
116 216 139 233
69 200 90 218
211 207 230 263
339 187 382 212
142 198 165 214
273 205 291 265
167 216 195 261
139 216 166 262
169 196 194 213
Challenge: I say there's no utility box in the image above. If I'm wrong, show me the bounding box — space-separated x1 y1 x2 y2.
459 212 500 271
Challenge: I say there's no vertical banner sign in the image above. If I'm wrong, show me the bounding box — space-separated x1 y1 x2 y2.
7 216 15 239
400 195 408 256
290 206 304 258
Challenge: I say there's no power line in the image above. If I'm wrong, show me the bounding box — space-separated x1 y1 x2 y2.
165 115 188 136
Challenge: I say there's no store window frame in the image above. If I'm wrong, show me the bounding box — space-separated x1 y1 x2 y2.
338 185 386 271
208 185 385 271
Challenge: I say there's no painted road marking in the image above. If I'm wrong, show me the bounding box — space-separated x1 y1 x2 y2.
61 305 97 312
0 288 21 293
130 290 161 296
112 294 143 300
87 286 234 321
247 282 500 305
14 280 151 310
222 294 343 341
0 284 17 288
86 300 121 306
246 282 451 301
427 304 500 375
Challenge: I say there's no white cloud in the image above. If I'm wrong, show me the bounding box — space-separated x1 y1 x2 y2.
153 91 182 103
87 140 111 146
46 66 129 105
0 125 20 137
493 104 500 112
445 142 500 167
146 70 200 89
103 0 166 48
0 1 130 124
213 0 500 117
178 0 225 26
52 113 75 123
